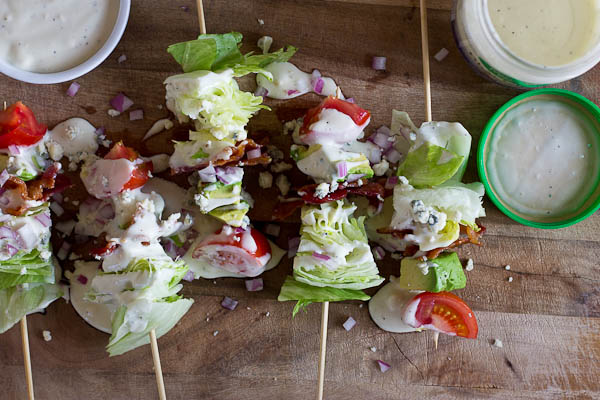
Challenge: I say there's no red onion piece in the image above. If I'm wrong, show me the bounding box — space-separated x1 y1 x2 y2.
385 148 402 164
50 202 64 217
34 213 51 228
377 360 391 372
55 220 76 235
182 270 194 282
264 224 280 236
76 274 88 285
0 169 9 187
0 226 16 240
369 132 393 150
311 69 322 79
66 82 80 97
312 252 331 261
0 194 10 207
198 165 217 183
312 75 324 94
385 176 398 189
346 97 355 104
8 145 20 155
110 93 134 113
163 239 178 259
129 109 144 121
254 86 268 97
247 148 262 160
372 56 387 71
57 242 71 261
117 54 127 63
343 316 356 331
373 246 385 260
287 89 299 96
347 174 365 183
288 236 300 258
5 243 18 257
245 278 264 292
367 147 382 165
337 162 348 178
376 125 392 136
221 296 239 311
95 126 106 136
52 192 64 204
216 166 243 185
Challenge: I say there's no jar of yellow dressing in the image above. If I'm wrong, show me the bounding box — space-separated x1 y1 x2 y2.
452 0 600 88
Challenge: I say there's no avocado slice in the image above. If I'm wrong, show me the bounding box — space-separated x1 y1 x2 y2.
398 252 466 292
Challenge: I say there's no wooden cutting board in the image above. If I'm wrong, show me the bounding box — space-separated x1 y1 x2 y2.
1 1 599 399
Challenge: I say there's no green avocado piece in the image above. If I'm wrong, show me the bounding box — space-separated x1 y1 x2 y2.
208 202 250 227
398 252 466 292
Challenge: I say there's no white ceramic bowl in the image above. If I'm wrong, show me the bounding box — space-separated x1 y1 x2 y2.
0 0 131 84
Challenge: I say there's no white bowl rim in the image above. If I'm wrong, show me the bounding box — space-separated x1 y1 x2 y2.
0 0 131 85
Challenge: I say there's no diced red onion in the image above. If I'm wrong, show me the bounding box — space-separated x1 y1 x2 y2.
254 86 268 97
385 176 399 189
0 194 10 206
288 236 300 258
50 202 64 217
117 54 127 63
0 226 15 240
311 69 322 79
98 204 115 220
52 192 63 204
66 82 80 97
5 244 18 257
198 165 217 183
312 252 330 261
34 213 51 228
368 148 382 165
110 93 134 113
95 126 106 136
385 148 402 164
264 224 280 237
216 166 243 185
8 145 20 155
57 242 71 260
287 89 299 96
164 239 178 259
0 169 9 187
343 316 356 331
337 162 348 178
221 296 239 311
0 214 12 222
129 109 144 121
245 278 264 292
234 227 247 234
373 246 385 260
347 174 365 183
312 77 324 94
55 220 76 235
247 148 261 160
346 97 355 104
182 270 194 282
76 274 88 285
376 125 392 136
369 132 393 150
372 56 387 71
377 360 391 372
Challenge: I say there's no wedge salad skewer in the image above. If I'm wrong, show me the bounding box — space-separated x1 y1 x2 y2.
0 102 71 399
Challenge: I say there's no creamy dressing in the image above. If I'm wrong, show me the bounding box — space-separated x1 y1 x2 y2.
69 261 114 334
256 62 341 100
303 108 368 146
487 99 600 218
368 277 422 333
0 0 119 73
81 157 136 199
142 178 190 217
47 118 99 162
488 0 600 67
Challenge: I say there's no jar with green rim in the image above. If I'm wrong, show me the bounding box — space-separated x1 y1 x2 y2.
452 0 600 89
478 88 600 229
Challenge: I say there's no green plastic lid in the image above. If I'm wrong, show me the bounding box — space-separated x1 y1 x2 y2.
477 88 600 229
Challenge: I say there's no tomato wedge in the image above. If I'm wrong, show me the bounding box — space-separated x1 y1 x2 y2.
402 291 478 339
192 226 271 277
104 141 153 191
300 96 371 136
0 102 47 148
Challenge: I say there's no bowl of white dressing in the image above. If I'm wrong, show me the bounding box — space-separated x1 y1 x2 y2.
478 89 600 228
452 0 600 88
0 0 130 84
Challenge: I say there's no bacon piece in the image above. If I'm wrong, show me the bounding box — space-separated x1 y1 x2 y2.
345 181 385 198
376 227 412 239
403 244 419 257
426 224 486 259
91 241 119 258
298 183 348 204
273 199 305 221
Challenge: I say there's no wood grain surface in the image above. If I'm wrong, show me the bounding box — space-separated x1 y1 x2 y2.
1 1 599 399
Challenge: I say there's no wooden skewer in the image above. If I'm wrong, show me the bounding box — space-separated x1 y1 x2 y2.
316 301 329 400
149 329 167 400
419 0 439 351
196 0 206 35
20 316 35 400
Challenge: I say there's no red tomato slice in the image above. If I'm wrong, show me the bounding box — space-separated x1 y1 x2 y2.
402 291 478 339
104 141 153 191
300 96 371 136
0 102 47 148
192 227 272 277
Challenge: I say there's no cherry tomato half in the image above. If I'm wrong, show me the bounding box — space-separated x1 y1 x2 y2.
0 102 47 148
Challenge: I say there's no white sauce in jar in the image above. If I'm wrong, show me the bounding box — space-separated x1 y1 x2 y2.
0 0 119 73
487 98 600 219
488 0 600 67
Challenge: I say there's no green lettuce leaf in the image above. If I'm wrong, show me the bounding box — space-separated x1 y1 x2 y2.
107 298 193 356
167 32 296 77
277 276 370 317
0 248 55 290
0 282 62 334
396 142 463 187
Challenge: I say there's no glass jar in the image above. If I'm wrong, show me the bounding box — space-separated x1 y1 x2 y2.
451 0 600 89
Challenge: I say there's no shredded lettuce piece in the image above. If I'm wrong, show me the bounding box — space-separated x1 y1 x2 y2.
396 142 463 188
167 32 297 78
0 282 63 333
278 276 370 317
0 247 55 290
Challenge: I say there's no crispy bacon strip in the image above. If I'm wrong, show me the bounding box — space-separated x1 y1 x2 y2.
91 241 119 258
273 199 305 221
376 227 412 239
1 162 71 215
426 224 486 259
